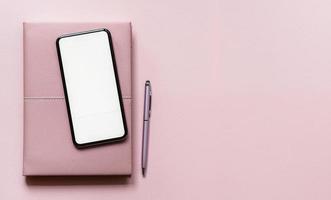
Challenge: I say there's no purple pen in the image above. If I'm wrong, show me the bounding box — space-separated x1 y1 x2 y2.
142 80 152 177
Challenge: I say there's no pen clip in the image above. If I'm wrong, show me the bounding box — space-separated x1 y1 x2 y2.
148 88 152 118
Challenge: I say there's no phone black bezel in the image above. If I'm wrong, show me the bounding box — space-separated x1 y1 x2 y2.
56 28 128 149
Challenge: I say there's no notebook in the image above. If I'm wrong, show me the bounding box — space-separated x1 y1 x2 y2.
23 22 132 176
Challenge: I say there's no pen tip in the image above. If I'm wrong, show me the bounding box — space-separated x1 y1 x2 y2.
142 168 146 177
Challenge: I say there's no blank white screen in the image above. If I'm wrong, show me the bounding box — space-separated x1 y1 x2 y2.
58 30 125 145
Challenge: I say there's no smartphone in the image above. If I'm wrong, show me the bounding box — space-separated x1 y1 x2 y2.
56 29 127 148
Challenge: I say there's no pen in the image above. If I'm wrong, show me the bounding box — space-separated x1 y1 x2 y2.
142 80 152 177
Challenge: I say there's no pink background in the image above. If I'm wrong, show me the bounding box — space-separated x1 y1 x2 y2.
1 0 331 199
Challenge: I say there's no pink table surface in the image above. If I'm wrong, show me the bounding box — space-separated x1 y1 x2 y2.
1 0 331 199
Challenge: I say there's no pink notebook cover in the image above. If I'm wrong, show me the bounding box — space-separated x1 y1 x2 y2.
23 22 132 176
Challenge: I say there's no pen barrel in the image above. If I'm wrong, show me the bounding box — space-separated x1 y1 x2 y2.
142 120 150 167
